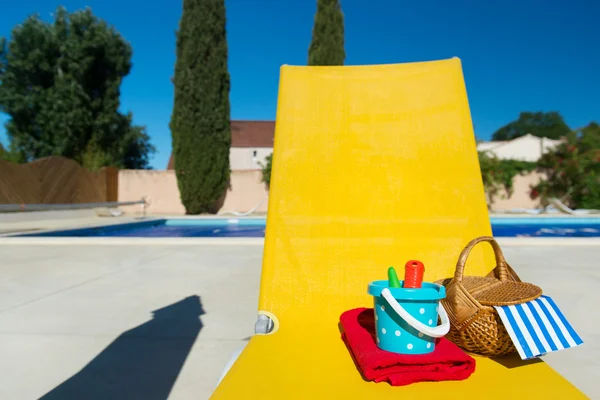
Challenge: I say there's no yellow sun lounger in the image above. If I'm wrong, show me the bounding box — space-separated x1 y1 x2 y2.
211 58 586 399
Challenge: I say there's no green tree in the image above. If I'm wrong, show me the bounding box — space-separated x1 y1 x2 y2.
532 122 600 209
0 141 17 162
308 0 345 66
0 7 154 169
259 153 273 189
578 122 600 151
170 0 231 215
492 111 571 141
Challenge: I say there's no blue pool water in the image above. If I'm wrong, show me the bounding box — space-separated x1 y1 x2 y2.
21 219 267 238
15 218 600 238
490 218 600 238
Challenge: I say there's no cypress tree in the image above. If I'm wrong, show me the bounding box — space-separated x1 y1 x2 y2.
308 0 346 66
170 0 231 214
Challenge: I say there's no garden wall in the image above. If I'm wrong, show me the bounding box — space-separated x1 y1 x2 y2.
118 169 541 215
118 169 269 215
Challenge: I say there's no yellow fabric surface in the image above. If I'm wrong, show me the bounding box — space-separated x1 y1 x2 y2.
211 58 586 399
215 331 584 399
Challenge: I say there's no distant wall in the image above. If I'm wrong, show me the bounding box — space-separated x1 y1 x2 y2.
118 169 542 215
118 170 185 215
490 171 544 211
118 169 269 215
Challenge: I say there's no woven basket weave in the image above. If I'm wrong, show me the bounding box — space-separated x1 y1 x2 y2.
435 236 543 356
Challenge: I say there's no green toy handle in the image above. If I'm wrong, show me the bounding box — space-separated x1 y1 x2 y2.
387 266 401 288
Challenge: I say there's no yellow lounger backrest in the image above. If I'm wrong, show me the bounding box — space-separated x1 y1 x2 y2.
259 58 495 332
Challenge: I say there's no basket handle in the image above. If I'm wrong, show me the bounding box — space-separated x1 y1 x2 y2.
454 236 508 283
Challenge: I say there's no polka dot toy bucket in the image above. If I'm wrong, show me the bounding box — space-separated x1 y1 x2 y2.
367 280 450 355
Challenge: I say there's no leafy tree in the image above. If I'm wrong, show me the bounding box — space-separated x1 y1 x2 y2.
532 122 600 209
0 141 19 162
492 111 571 141
0 7 154 169
478 151 537 209
308 0 345 66
578 122 600 151
170 0 231 215
259 153 272 189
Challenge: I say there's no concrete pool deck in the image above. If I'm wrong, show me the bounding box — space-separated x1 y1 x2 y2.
0 244 262 399
0 243 597 399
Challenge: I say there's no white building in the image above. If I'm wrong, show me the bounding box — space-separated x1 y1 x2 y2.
168 120 275 171
477 134 562 162
169 126 561 169
228 121 274 170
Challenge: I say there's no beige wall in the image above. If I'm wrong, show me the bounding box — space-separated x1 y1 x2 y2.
489 171 544 211
118 169 542 215
220 170 269 213
118 170 185 215
118 169 268 215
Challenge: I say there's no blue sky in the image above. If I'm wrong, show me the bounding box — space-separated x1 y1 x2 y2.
1 0 598 169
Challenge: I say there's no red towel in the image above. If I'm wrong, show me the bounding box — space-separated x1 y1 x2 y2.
340 307 476 386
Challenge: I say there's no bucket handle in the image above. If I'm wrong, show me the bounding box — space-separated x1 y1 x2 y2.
381 288 450 338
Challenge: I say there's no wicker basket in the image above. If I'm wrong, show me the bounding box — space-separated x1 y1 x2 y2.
435 236 543 356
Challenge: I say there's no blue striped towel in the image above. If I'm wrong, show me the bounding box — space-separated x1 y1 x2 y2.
494 295 583 360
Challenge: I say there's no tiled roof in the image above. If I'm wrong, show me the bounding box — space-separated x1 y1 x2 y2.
230 120 275 147
167 120 275 169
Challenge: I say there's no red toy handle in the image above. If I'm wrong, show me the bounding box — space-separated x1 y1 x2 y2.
403 260 425 288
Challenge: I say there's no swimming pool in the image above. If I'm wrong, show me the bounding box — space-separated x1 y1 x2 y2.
18 219 267 238
490 218 600 237
14 217 600 238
